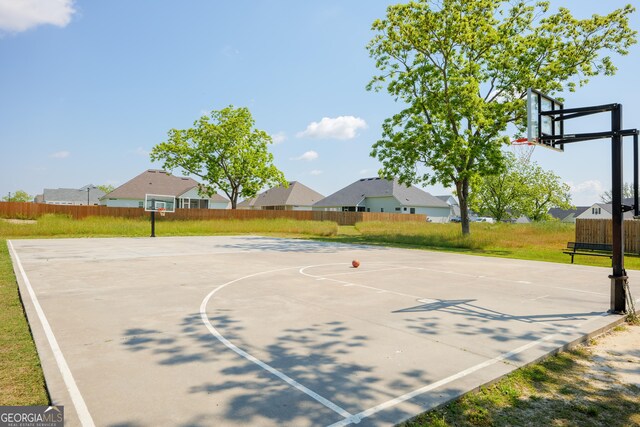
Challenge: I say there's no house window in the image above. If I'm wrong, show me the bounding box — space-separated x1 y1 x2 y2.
395 207 401 211
403 207 407 211
381 208 384 212
592 207 601 215
138 201 144 208
410 208 416 214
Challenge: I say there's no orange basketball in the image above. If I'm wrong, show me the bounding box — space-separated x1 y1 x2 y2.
352 260 360 268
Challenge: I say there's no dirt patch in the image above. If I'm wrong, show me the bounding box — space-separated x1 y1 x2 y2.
1 219 36 224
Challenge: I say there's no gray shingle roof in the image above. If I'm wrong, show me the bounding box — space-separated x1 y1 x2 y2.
314 178 448 208
238 181 324 208
103 169 228 202
43 185 105 204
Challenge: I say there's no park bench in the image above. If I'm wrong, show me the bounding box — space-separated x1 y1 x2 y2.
564 242 612 264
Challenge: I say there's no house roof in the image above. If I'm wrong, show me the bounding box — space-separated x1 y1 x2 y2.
548 207 589 220
238 181 324 208
43 185 105 204
435 195 458 205
314 177 449 208
103 169 228 202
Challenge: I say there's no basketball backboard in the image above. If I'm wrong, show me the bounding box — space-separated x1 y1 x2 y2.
527 88 564 151
144 194 176 212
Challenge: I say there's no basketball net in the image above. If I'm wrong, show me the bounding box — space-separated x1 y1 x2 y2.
511 138 535 163
158 207 166 217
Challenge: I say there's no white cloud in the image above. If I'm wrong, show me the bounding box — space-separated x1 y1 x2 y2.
133 147 149 157
567 180 605 205
292 150 319 161
0 0 75 32
297 116 367 140
50 150 70 159
271 132 287 144
310 169 323 176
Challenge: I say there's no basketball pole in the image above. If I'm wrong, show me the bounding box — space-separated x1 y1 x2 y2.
634 133 639 218
610 104 626 313
150 210 156 238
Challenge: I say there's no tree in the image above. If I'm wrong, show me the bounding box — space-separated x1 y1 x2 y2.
469 153 523 222
600 182 634 204
367 0 636 234
150 106 287 209
518 161 572 221
97 184 115 194
470 152 571 221
2 190 32 202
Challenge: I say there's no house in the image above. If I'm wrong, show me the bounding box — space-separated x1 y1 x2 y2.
575 199 635 221
237 181 324 211
313 177 450 222
548 207 589 223
101 169 230 209
37 184 105 205
436 195 461 220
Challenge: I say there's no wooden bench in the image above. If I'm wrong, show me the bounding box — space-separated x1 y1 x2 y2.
563 242 612 264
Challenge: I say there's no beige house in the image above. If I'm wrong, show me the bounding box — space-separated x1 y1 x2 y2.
238 181 324 211
101 169 230 209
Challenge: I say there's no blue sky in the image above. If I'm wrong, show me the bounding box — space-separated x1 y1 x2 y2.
0 0 638 206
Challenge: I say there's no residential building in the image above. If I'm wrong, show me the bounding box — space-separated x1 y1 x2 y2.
548 207 589 223
37 184 105 205
435 195 461 220
313 177 450 222
238 181 324 211
101 169 230 209
575 198 635 221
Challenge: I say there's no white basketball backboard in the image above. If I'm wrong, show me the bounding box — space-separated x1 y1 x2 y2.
527 88 564 151
144 194 176 212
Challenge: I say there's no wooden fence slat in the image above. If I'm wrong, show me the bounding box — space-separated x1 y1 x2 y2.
0 202 427 226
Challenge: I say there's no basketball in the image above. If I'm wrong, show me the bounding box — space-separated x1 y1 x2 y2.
352 260 360 268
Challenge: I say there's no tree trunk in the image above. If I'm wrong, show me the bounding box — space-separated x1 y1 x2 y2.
456 179 470 235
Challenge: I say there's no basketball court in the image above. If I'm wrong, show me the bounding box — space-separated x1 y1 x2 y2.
9 236 635 426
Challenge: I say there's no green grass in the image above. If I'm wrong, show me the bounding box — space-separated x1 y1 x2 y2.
320 221 640 269
0 214 338 238
0 239 48 405
403 345 640 427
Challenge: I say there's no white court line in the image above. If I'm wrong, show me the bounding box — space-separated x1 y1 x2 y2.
7 241 96 427
199 266 354 421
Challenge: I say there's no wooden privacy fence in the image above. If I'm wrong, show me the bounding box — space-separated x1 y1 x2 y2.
0 202 427 226
575 218 640 254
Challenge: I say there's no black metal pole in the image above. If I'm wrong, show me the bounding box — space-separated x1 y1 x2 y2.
635 133 639 217
610 104 626 313
150 211 156 238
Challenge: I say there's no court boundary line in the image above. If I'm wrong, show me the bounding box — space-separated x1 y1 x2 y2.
201 262 616 427
7 240 96 427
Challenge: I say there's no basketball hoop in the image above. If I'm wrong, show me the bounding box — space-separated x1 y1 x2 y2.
511 137 535 162
157 207 166 217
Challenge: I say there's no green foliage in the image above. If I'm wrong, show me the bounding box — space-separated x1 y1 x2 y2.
97 184 115 194
150 105 287 208
470 153 572 221
367 0 636 234
2 190 32 203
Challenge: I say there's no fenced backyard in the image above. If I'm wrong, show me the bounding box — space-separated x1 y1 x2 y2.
0 202 426 226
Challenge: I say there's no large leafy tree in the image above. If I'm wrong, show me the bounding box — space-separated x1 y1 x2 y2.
151 106 286 209
470 152 571 222
367 0 636 234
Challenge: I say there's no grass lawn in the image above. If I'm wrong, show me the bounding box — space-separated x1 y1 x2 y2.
1 215 638 424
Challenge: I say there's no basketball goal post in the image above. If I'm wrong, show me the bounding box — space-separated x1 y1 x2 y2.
526 88 639 314
144 194 176 238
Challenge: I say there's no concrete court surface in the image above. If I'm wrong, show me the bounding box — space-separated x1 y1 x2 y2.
8 235 637 427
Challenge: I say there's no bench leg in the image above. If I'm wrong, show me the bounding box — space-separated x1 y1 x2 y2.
571 253 575 264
